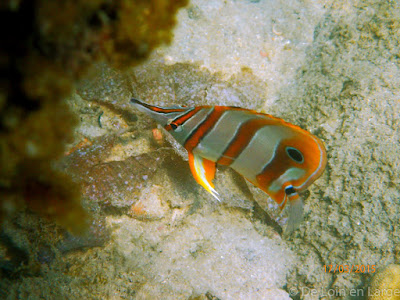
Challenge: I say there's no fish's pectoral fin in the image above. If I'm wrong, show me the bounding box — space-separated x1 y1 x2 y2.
284 197 304 235
188 152 220 201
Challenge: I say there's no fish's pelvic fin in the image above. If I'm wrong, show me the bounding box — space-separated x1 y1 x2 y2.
188 152 220 201
285 197 304 235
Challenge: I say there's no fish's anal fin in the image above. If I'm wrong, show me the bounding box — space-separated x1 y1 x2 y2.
188 152 220 201
284 197 304 235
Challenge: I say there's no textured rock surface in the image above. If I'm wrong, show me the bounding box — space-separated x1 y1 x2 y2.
109 209 294 299
2 1 399 299
282 1 400 299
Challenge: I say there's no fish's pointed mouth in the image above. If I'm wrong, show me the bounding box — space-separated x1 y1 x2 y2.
131 98 145 105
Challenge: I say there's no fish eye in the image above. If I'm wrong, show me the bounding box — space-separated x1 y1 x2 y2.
285 185 296 196
170 122 182 132
286 147 304 163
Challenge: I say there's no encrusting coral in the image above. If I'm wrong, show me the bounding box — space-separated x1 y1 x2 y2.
0 0 188 233
368 264 400 300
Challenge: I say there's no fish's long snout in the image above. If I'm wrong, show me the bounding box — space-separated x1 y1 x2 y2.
131 98 147 107
130 98 153 113
130 98 171 126
131 98 140 104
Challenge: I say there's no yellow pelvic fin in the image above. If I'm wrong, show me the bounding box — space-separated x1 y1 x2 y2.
188 152 220 201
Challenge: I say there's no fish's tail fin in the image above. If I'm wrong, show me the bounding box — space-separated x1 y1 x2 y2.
284 197 304 235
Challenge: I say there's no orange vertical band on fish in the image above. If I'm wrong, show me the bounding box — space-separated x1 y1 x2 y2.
131 98 327 233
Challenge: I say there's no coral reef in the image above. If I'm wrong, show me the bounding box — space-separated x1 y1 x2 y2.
1 0 399 299
0 52 294 298
0 0 188 233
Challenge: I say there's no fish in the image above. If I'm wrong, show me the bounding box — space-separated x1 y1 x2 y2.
131 98 327 233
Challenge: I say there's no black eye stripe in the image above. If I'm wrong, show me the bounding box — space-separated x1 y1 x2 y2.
286 147 304 163
170 122 178 130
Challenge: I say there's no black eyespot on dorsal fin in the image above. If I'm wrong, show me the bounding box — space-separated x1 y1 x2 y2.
286 147 304 163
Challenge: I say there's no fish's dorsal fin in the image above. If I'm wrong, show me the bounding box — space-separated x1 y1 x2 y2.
188 152 220 201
